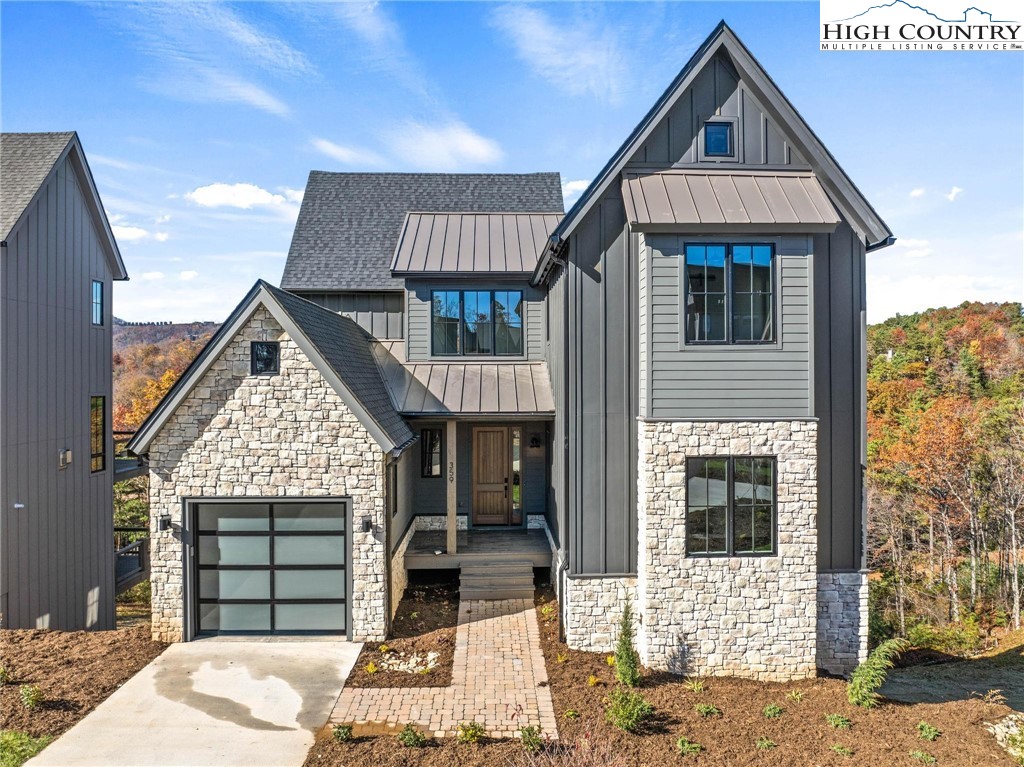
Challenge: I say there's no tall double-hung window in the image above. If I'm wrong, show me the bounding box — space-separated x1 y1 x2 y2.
683 244 774 344
431 290 523 356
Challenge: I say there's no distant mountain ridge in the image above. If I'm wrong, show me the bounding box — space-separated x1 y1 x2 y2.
113 319 219 352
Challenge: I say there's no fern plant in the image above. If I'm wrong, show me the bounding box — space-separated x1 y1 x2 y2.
847 638 909 708
614 601 641 687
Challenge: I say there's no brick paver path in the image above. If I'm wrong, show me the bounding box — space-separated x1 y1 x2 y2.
330 598 557 739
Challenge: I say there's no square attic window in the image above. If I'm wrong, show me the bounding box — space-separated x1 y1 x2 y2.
251 341 280 375
704 121 734 157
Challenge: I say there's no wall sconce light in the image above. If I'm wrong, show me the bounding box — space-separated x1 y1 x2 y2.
362 517 373 533
529 434 542 449
158 515 172 532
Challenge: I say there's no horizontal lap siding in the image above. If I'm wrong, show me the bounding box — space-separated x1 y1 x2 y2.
646 235 812 419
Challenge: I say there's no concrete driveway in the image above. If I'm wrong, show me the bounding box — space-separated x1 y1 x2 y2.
30 639 362 767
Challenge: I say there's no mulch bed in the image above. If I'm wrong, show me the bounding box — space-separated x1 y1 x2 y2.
0 622 167 739
307 587 1017 766
345 575 459 688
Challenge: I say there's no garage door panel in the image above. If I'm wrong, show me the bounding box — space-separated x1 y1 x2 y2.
275 604 345 631
274 504 346 531
198 535 271 566
275 569 346 600
274 535 346 565
199 570 271 600
200 603 272 632
197 504 270 531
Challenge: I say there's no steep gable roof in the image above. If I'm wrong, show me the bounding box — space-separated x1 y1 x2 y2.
0 131 128 279
532 21 893 284
281 172 563 291
128 281 414 456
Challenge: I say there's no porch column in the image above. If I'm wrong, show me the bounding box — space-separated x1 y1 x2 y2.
446 419 457 554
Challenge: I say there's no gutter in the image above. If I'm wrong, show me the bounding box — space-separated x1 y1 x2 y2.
866 235 896 252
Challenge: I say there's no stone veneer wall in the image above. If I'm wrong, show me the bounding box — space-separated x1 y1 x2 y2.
563 576 638 652
148 307 388 643
636 420 819 681
817 571 869 676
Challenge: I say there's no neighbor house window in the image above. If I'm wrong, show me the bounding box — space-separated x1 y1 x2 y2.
421 428 442 477
685 456 776 556
387 462 398 518
91 280 104 326
684 244 774 344
90 396 105 473
430 290 523 356
704 121 734 157
251 341 280 375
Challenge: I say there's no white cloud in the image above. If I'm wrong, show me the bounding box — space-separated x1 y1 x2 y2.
111 225 150 242
155 214 172 224
140 271 165 281
179 270 199 281
945 186 964 202
562 179 590 206
909 187 925 198
154 232 170 242
311 138 384 167
888 237 933 259
386 120 503 171
185 182 302 220
491 5 628 104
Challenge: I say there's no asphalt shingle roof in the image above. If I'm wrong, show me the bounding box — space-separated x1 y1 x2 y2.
263 283 414 450
0 132 75 239
281 172 564 291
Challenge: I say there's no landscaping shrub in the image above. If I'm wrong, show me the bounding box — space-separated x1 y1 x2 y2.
694 703 721 718
515 733 623 767
456 721 486 744
18 685 42 711
586 675 600 687
762 703 784 719
331 724 353 743
825 713 852 729
786 689 805 703
675 736 703 756
562 709 580 720
519 725 544 753
613 602 640 687
848 637 909 708
0 730 53 767
830 744 853 757
910 750 937 764
0 667 10 686
683 678 705 694
755 737 776 750
907 618 981 656
396 724 427 748
917 721 941 742
604 689 653 732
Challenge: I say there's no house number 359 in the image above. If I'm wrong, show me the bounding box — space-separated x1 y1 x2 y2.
448 460 455 483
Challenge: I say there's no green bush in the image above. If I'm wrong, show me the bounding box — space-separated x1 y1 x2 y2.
604 689 653 732
18 686 42 711
916 721 941 742
830 744 853 757
755 737 776 750
676 736 703 756
0 730 53 767
909 750 937 764
396 724 427 748
456 721 486 744
694 703 721 718
331 724 353 743
762 703 784 719
614 601 641 687
825 713 851 729
848 638 909 708
907 618 981 656
519 725 543 753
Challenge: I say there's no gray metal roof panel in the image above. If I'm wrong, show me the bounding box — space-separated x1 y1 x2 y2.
1 132 75 239
282 172 563 291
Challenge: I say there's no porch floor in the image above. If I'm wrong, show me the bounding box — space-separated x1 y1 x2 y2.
404 529 552 570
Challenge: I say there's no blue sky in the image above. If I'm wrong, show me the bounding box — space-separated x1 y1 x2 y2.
2 1 1021 322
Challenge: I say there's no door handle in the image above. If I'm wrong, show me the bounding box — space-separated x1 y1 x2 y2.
504 478 509 498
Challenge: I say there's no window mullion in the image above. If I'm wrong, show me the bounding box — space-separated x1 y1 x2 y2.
726 246 733 345
726 457 734 556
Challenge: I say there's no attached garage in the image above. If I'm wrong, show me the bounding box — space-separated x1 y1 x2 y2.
189 500 350 637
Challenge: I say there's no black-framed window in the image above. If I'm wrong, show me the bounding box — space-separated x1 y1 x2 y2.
421 428 442 477
704 121 734 157
430 290 523 356
684 243 774 344
387 462 398 518
90 396 105 472
91 280 104 326
251 341 280 375
685 456 776 556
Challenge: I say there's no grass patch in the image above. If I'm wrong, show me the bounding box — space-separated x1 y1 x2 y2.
0 731 53 767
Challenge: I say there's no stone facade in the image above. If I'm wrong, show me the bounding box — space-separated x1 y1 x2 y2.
147 307 388 643
817 571 869 676
635 420 819 681
563 576 638 652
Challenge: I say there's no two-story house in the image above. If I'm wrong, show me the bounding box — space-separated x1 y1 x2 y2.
1 132 129 630
129 23 892 680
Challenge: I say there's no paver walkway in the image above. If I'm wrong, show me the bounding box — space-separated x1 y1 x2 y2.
331 598 557 739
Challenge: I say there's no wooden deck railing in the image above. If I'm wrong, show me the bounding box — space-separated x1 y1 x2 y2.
114 526 150 593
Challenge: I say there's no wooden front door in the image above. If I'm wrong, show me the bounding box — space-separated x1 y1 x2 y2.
472 427 510 525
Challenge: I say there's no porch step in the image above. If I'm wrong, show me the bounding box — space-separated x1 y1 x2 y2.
460 561 535 601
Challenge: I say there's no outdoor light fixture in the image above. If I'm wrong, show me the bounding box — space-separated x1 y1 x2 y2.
158 515 172 531
362 517 373 533
529 434 542 448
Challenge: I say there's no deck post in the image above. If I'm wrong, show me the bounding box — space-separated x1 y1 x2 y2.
446 419 457 554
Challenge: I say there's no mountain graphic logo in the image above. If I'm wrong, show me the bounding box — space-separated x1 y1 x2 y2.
830 1 1018 23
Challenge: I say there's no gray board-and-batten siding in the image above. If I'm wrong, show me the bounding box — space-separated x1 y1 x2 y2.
292 291 404 340
0 154 116 631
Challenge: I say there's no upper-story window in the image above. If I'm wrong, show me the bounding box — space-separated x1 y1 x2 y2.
704 121 733 157
684 244 774 344
431 290 523 356
91 280 104 326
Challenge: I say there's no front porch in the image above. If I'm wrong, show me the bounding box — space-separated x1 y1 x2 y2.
404 528 552 570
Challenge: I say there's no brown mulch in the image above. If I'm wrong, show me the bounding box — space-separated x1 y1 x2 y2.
345 576 459 688
0 622 167 739
306 587 1017 766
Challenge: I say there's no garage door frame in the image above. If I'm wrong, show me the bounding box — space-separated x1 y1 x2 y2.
180 496 352 641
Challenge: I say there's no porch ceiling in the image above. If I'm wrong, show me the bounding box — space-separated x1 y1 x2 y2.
372 341 555 417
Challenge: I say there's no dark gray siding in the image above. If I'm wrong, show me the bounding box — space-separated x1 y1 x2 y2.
814 222 866 572
630 52 807 168
545 266 566 548
405 280 545 361
391 449 418 552
643 235 812 419
564 191 638 575
0 156 115 630
293 291 403 340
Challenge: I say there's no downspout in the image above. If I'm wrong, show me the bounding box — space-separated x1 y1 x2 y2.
553 238 572 641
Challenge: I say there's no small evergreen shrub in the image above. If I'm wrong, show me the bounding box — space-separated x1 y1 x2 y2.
848 638 909 708
456 721 486 744
676 736 703 756
519 725 543 753
604 689 653 732
331 724 353 743
830 744 853 757
396 724 427 748
755 737 777 750
825 713 852 729
762 703 784 719
917 721 941 741
694 703 721 718
910 750 937 764
19 685 43 711
614 601 641 687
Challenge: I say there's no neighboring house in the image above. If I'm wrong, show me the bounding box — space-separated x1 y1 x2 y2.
0 132 129 630
129 23 892 680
